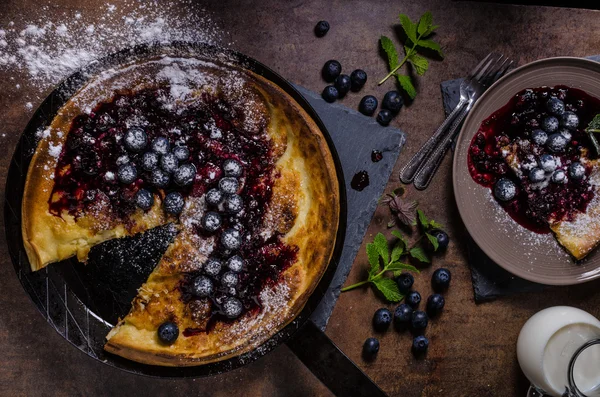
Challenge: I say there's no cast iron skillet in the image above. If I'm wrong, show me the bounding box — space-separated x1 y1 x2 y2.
4 42 385 395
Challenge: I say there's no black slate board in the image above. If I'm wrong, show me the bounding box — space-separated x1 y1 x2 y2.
293 86 405 329
440 55 600 302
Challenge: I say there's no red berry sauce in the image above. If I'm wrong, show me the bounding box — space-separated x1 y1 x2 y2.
467 85 600 233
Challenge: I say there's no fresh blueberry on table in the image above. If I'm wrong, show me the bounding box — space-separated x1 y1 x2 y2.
551 169 567 184
393 303 413 330
124 127 148 153
531 129 548 146
546 133 568 153
382 90 404 114
373 308 392 332
142 151 160 171
151 137 170 155
426 293 445 317
410 310 428 333
334 74 351 97
396 273 414 294
432 268 452 292
406 291 421 309
493 178 516 202
173 163 196 187
134 188 154 210
528 167 545 183
202 211 222 233
223 158 243 177
322 60 342 82
314 20 330 37
173 145 190 162
569 162 586 180
561 111 579 130
205 188 224 207
412 335 429 356
157 321 179 345
376 109 392 126
163 192 185 215
542 116 559 133
546 97 565 115
192 275 214 297
117 163 137 184
429 229 449 251
358 95 378 116
362 337 380 360
350 69 367 92
322 85 339 103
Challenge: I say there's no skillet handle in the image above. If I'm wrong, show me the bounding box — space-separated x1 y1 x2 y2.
286 320 387 397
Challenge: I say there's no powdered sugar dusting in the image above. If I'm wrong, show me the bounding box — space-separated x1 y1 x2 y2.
229 283 291 336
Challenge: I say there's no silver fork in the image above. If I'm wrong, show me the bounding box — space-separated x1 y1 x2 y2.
412 55 513 190
399 53 497 184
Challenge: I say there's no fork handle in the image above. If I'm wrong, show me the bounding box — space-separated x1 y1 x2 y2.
399 98 467 184
413 104 470 190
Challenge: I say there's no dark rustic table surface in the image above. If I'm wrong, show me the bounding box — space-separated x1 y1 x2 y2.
2 1 600 396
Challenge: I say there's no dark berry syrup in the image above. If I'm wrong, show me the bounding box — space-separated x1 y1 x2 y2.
467 86 600 233
351 170 369 191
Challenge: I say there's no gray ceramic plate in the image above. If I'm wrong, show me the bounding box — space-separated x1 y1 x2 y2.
453 57 600 285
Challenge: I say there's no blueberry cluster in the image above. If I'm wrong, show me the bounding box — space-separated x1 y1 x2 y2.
321 59 368 104
359 91 404 127
363 268 451 360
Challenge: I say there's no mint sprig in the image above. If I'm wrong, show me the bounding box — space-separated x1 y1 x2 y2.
586 114 600 156
378 11 444 99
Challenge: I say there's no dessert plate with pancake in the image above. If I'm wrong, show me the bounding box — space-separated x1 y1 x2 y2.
9 43 346 372
454 57 600 285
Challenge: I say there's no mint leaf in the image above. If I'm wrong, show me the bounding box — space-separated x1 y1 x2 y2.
409 247 430 263
417 209 429 228
391 243 404 262
372 277 403 302
391 230 408 249
366 243 381 277
417 39 444 57
396 74 416 99
408 53 429 76
373 233 389 265
393 270 402 277
387 262 419 273
417 11 433 36
399 13 417 43
429 220 444 230
426 232 439 251
587 114 600 132
380 35 399 70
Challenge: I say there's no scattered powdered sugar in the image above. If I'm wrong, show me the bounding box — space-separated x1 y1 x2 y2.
229 283 291 336
47 142 62 158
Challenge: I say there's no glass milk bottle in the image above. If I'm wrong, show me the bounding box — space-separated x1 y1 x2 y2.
517 306 600 397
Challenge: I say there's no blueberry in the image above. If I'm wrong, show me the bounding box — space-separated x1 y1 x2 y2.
551 169 567 184
362 337 379 359
157 321 179 345
350 69 367 92
124 127 148 153
117 163 137 184
547 133 568 153
322 85 339 103
202 211 222 233
561 111 579 130
142 151 160 171
542 116 559 133
134 189 154 210
163 192 185 215
227 255 244 272
160 152 179 174
393 303 413 330
204 257 222 277
221 271 239 288
538 154 557 172
411 310 428 333
376 109 393 126
426 293 445 317
373 308 392 332
205 188 224 207
406 291 421 309
529 167 546 183
222 297 243 319
150 169 170 188
430 229 449 250
558 127 572 141
569 162 586 180
494 178 517 202
151 137 170 155
358 95 378 116
432 268 451 291
221 228 242 250
173 163 196 187
322 60 342 82
219 177 239 194
224 194 244 214
396 273 414 294
314 20 330 37
531 129 548 146
382 91 403 114
192 275 213 297
223 159 243 177
334 74 351 97
412 335 429 355
173 145 190 162
546 97 565 115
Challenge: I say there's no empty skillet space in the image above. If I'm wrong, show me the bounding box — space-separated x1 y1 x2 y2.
454 57 600 285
